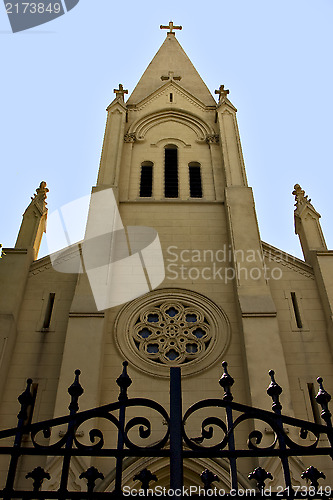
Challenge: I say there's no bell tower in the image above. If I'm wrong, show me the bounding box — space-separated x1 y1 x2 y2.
83 23 291 413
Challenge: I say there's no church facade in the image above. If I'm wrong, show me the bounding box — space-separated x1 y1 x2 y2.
0 24 333 492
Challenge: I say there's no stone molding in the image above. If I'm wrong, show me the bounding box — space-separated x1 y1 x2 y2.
69 312 104 318
129 81 210 113
262 242 315 279
127 109 216 143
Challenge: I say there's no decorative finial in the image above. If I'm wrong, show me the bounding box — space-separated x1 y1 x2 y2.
17 378 34 421
80 466 104 494
133 469 158 492
267 370 282 413
113 84 128 100
68 369 84 413
301 466 326 489
26 467 50 492
0 244 5 259
292 184 311 209
315 377 332 425
32 181 49 202
248 467 273 491
200 469 220 490
116 361 132 401
160 21 182 34
215 85 230 103
219 361 234 401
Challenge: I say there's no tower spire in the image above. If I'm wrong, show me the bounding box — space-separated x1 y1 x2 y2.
127 26 215 106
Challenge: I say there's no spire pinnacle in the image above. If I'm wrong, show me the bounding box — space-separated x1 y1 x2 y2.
160 21 182 35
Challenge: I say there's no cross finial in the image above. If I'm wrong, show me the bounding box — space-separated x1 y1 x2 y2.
160 21 182 34
215 85 229 102
113 84 128 100
161 70 182 82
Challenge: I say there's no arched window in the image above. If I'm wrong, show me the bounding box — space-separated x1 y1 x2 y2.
140 161 153 197
164 145 178 198
189 162 202 198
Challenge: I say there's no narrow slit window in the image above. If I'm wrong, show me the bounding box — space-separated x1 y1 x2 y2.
140 162 153 197
189 163 203 198
170 93 173 103
43 293 55 330
164 146 178 198
307 383 321 424
291 292 302 329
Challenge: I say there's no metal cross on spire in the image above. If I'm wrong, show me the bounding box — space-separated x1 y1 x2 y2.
113 84 128 100
160 21 182 34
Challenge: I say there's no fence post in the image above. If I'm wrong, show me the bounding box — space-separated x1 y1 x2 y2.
170 367 183 494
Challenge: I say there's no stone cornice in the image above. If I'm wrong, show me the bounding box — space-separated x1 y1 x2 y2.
2 248 28 255
128 80 213 113
262 241 315 279
69 312 105 318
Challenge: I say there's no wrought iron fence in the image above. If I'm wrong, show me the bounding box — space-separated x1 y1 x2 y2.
0 361 332 498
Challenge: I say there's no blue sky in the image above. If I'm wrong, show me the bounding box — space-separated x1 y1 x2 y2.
1 0 332 260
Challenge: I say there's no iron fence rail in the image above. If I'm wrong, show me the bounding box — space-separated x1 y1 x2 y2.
0 362 331 498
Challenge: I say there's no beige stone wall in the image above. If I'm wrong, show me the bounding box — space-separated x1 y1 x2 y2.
265 248 333 481
0 262 77 429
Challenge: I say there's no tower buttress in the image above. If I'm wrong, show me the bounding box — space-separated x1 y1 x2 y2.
215 89 247 187
215 89 292 412
293 184 333 354
0 181 48 402
97 86 127 197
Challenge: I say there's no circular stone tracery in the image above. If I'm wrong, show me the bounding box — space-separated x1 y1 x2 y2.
134 301 210 365
115 289 231 378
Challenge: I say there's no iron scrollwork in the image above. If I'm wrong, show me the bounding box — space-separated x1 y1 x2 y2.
0 361 332 497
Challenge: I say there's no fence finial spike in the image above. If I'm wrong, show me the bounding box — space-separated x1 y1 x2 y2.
117 361 132 401
267 369 282 413
219 361 234 401
315 376 332 425
17 378 34 421
301 465 326 489
248 466 273 492
68 369 84 413
133 468 157 492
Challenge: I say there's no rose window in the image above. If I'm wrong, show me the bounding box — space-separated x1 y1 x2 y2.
132 301 212 365
115 288 230 377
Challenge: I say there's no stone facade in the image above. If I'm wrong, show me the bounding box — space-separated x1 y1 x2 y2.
0 29 332 491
